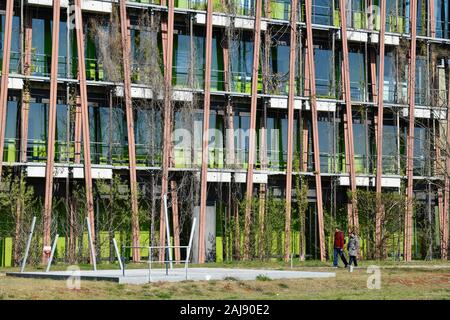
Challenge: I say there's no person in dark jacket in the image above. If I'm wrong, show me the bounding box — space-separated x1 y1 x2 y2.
347 230 360 271
333 227 348 268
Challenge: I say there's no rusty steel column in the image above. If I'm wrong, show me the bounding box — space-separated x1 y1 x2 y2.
74 0 96 261
0 0 14 180
375 0 387 259
442 63 450 260
243 0 262 260
198 0 214 264
284 0 298 262
405 0 418 262
339 0 358 232
43 0 61 263
119 0 140 262
20 14 33 163
159 0 175 261
305 0 326 261
429 0 436 38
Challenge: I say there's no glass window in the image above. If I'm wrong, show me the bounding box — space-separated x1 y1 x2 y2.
348 46 366 101
0 15 20 73
314 41 336 98
230 35 254 94
3 101 18 162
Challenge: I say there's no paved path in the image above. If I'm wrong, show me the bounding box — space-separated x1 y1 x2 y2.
7 268 336 284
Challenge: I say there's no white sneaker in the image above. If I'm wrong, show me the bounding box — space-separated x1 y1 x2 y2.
349 265 354 272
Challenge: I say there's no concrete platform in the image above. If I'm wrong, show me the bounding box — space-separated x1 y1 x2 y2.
7 268 336 284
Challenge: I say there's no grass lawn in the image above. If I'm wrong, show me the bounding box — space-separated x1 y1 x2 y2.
0 261 449 300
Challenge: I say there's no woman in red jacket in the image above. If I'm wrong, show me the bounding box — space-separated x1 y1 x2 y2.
333 227 348 268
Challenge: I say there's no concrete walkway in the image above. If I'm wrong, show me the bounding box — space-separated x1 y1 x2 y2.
7 268 336 284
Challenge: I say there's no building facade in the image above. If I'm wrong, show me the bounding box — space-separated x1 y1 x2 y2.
0 0 449 266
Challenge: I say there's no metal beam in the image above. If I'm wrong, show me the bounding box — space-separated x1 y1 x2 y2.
243 0 263 260
284 0 298 262
375 0 387 259
339 0 358 231
405 0 418 262
160 0 174 262
43 0 61 263
119 0 140 262
305 0 326 261
0 0 14 180
198 0 214 264
74 0 96 261
429 0 436 38
442 58 450 260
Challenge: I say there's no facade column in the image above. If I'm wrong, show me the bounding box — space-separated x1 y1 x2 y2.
284 0 298 261
119 0 140 262
305 0 326 261
0 0 14 180
74 0 96 263
43 0 61 263
243 0 263 260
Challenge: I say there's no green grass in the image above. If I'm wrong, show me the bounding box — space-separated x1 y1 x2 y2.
0 261 449 299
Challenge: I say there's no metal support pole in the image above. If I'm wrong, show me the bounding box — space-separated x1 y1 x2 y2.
198 0 214 264
159 0 175 262
244 0 263 260
46 234 59 273
284 0 298 262
305 0 326 261
119 0 140 262
185 217 197 280
163 194 173 269
339 0 358 232
0 0 14 180
405 0 418 262
74 0 96 262
429 0 436 38
113 238 123 271
442 55 450 260
86 217 97 271
375 0 387 259
20 216 36 273
43 0 61 264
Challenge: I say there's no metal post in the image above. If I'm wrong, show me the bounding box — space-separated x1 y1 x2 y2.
43 0 61 264
122 245 125 277
113 238 123 271
441 49 450 260
405 0 418 262
244 0 263 260
46 234 59 272
198 0 214 264
429 0 436 38
163 194 173 269
305 0 326 261
339 0 358 231
74 0 96 261
375 0 387 259
119 0 140 263
86 217 97 271
185 217 197 280
20 216 36 273
0 0 14 180
284 0 298 262
159 0 175 263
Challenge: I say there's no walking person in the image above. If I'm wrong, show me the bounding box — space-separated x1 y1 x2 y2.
333 227 348 268
347 230 360 272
